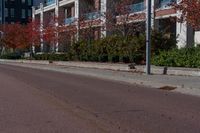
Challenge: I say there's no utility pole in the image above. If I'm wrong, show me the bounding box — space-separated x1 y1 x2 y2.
146 0 151 75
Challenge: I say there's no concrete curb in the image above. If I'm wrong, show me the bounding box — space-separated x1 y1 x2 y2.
1 59 200 77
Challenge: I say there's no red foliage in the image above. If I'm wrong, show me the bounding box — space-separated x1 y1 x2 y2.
0 23 28 50
106 0 144 36
25 18 41 46
0 18 41 51
43 15 77 48
174 0 200 29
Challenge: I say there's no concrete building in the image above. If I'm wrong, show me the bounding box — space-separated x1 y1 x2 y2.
0 0 33 24
32 0 200 52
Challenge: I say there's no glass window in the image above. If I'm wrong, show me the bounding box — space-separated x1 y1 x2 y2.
28 10 31 17
28 0 32 6
10 8 15 18
22 9 26 18
4 8 8 17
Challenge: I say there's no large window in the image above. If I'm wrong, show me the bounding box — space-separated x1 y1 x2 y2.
28 9 31 17
4 8 8 17
22 9 26 18
10 8 15 18
22 0 25 4
28 0 32 6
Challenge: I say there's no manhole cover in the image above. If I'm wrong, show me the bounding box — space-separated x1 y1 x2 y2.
158 86 177 91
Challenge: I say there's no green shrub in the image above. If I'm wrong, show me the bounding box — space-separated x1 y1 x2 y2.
69 31 176 64
34 53 69 61
152 47 200 68
31 31 175 63
99 54 108 62
0 52 22 59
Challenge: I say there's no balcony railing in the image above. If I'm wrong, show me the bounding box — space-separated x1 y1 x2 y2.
129 2 145 13
46 0 55 6
64 17 75 25
160 0 174 8
84 11 101 20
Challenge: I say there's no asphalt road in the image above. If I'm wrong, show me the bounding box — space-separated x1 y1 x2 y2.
0 64 200 133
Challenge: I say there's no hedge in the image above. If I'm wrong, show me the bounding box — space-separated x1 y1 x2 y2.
0 52 22 59
69 31 176 63
152 47 200 68
0 31 176 64
34 53 69 61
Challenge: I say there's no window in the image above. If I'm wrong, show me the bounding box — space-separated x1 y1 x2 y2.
10 8 15 18
28 0 32 6
22 9 26 18
4 8 8 17
28 10 31 17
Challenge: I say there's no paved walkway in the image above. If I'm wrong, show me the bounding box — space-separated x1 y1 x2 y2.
1 61 200 97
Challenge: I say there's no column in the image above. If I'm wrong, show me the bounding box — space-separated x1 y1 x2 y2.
176 21 187 48
151 0 155 29
32 7 36 54
176 9 194 48
194 31 200 46
40 3 44 52
75 0 79 41
101 0 107 38
55 0 59 52
95 0 100 10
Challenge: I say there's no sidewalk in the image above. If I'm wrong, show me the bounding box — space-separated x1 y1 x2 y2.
1 59 200 97
1 59 200 76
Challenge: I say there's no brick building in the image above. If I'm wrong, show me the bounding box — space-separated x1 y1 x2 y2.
32 0 200 52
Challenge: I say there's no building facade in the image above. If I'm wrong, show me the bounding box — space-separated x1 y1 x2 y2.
0 0 33 24
32 0 200 52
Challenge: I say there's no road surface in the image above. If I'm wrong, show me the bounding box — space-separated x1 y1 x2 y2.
0 64 200 133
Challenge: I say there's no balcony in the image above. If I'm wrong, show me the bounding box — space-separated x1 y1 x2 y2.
64 17 75 25
46 0 55 6
160 0 174 8
84 11 101 20
129 2 145 13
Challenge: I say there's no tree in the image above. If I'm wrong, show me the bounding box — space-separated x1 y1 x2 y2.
106 0 145 37
25 18 41 54
0 23 29 51
174 0 200 29
43 14 78 52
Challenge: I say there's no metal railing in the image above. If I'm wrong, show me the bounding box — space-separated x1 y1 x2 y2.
84 11 101 20
64 17 75 25
160 0 174 8
129 2 145 13
45 0 55 6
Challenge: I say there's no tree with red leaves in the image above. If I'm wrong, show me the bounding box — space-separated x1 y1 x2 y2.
43 14 78 52
0 23 29 51
174 0 200 29
25 18 41 53
105 0 145 37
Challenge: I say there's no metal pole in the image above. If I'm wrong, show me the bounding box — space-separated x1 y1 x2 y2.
146 0 151 75
0 0 2 24
3 0 5 24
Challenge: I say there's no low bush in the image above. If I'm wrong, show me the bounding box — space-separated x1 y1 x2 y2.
34 53 69 61
69 31 176 64
152 47 200 68
0 52 22 59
